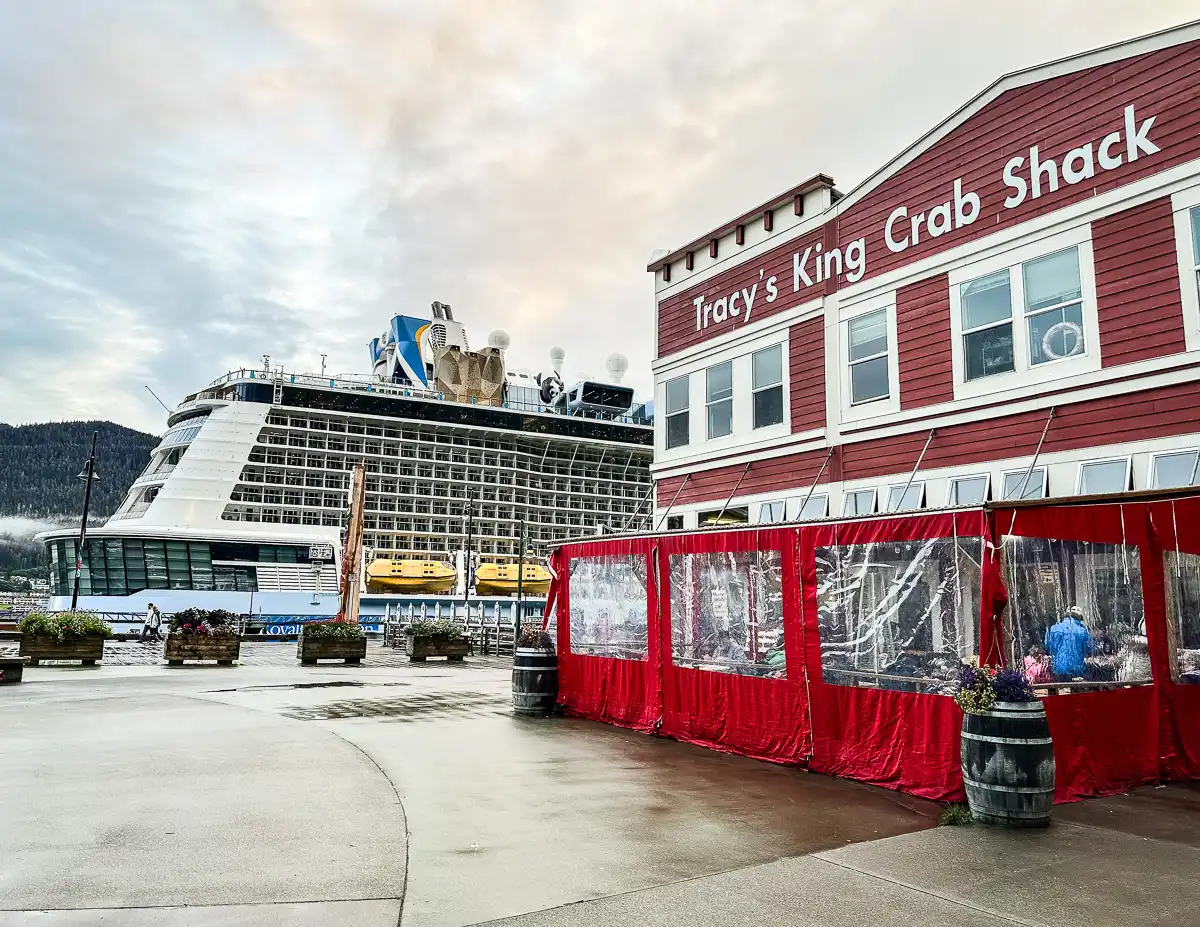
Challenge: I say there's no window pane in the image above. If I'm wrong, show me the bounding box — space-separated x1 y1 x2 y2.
753 385 784 429
665 376 689 414
1191 206 1200 266
842 490 875 516
816 537 982 691
850 355 889 404
1079 460 1128 495
949 476 989 506
1152 451 1200 489
886 484 923 512
796 494 828 521
1027 301 1085 365
758 501 785 523
1002 468 1046 500
848 310 887 361
963 324 1015 380
666 412 689 449
568 555 648 659
707 398 732 438
1003 537 1148 689
961 270 1012 330
1023 247 1082 312
670 551 785 677
1165 551 1200 683
699 507 748 526
706 362 732 402
752 345 782 389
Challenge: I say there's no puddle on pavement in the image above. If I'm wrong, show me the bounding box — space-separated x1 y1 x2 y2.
280 690 510 721
205 681 411 694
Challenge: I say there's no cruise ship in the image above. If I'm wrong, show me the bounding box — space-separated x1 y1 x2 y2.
39 303 654 632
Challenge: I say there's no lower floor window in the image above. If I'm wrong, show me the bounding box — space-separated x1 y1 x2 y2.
842 489 876 517
568 555 648 660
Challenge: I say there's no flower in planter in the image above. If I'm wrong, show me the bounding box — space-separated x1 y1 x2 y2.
516 627 555 654
405 619 465 640
303 619 366 641
18 610 113 642
169 608 239 637
953 660 1037 715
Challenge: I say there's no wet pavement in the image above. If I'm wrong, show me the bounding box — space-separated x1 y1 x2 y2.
1 642 1197 926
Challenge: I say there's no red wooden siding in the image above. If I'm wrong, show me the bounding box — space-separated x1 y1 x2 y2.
655 378 1200 506
836 41 1200 284
1093 197 1187 366
656 38 1200 361
896 274 954 409
656 227 825 358
789 317 825 432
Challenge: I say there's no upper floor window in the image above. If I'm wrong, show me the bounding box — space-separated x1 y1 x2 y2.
1000 467 1047 501
758 500 786 523
1191 207 1200 297
885 482 924 512
664 376 689 449
794 493 829 521
959 246 1086 382
706 362 733 439
842 488 877 517
847 310 889 404
1151 449 1200 489
1077 457 1130 495
752 345 784 428
947 474 990 506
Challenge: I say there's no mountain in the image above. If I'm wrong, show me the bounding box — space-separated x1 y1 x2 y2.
0 421 159 520
0 421 159 579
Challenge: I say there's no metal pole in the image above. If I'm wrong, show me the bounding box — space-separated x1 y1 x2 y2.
895 428 936 512
1013 407 1056 501
714 463 752 524
463 493 475 610
70 430 98 611
654 474 691 532
794 448 834 523
515 517 526 643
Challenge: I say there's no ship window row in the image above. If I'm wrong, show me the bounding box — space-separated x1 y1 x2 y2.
45 538 311 596
250 436 651 484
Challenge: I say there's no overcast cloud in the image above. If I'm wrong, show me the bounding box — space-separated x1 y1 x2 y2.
0 0 1191 434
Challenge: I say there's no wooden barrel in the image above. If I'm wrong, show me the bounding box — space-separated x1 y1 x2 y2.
961 700 1055 827
512 647 558 715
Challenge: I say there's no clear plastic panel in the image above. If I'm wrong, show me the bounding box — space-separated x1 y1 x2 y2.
1164 551 1200 684
669 551 785 677
568 555 649 659
815 537 982 693
1002 537 1148 690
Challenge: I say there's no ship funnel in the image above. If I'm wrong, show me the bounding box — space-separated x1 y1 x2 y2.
549 346 565 376
605 352 629 384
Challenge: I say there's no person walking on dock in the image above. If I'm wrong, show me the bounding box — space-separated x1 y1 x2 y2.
141 603 163 643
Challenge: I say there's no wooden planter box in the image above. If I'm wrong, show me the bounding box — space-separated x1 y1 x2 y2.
405 634 469 662
164 633 240 666
298 635 367 665
0 656 29 683
20 633 106 666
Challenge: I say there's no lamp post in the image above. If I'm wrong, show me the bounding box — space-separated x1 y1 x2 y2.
70 430 101 611
514 517 526 641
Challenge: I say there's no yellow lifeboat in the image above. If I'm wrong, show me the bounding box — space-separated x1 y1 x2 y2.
366 557 457 594
473 560 552 597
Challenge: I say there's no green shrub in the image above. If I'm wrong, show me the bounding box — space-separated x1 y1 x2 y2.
406 619 464 640
939 803 974 826
302 620 366 641
168 608 240 636
18 610 113 642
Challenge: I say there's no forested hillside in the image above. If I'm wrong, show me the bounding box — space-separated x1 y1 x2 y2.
0 421 158 519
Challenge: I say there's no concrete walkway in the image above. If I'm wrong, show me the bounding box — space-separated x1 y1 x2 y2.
1 643 1197 926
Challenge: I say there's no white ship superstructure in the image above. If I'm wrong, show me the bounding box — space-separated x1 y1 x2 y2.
40 306 653 627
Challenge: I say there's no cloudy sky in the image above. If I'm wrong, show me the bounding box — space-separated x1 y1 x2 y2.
0 1 1192 434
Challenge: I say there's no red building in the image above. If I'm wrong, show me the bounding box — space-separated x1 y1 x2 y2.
648 21 1200 528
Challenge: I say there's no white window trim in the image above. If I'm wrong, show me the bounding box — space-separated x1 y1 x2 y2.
885 481 925 513
945 473 991 507
1075 456 1132 496
841 487 878 516
789 493 829 522
999 466 1049 501
948 227 1099 402
663 374 690 451
1171 185 1200 353
751 344 785 430
1149 448 1200 490
757 500 787 524
840 294 900 424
